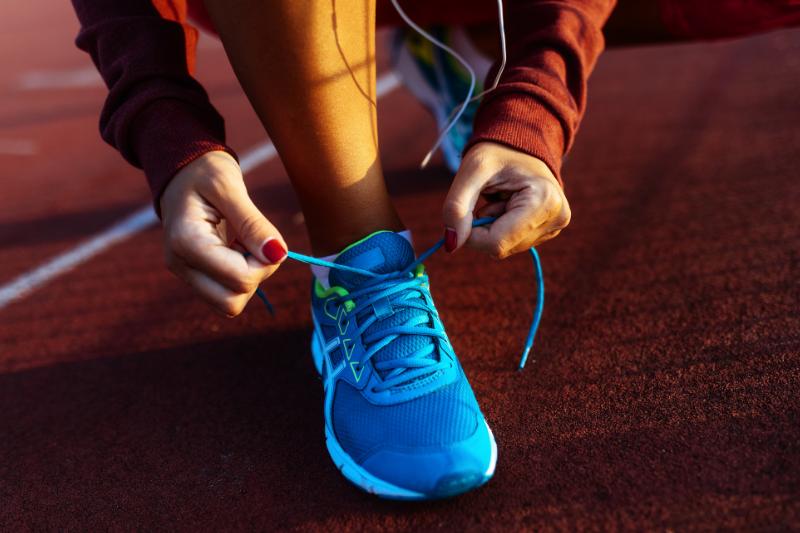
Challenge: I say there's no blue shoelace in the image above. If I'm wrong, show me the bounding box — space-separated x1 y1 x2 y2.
255 217 544 370
322 270 450 391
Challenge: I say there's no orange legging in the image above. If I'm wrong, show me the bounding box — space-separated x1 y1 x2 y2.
188 0 800 46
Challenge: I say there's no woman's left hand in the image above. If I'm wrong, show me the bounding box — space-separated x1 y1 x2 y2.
442 141 571 258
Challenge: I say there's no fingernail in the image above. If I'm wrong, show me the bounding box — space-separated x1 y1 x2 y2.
444 227 457 253
262 238 287 264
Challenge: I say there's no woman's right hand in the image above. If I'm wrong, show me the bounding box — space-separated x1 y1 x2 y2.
159 151 287 317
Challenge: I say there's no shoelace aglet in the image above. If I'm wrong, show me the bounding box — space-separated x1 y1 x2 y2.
518 345 532 371
255 287 274 316
419 150 433 170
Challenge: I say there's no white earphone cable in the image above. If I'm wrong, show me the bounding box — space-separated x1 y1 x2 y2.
390 0 507 169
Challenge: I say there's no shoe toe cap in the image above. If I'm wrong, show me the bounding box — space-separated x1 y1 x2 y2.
359 418 495 498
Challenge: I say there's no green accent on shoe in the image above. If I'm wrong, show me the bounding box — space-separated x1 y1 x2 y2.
315 230 411 314
339 230 397 255
314 279 355 313
343 338 356 360
349 360 364 382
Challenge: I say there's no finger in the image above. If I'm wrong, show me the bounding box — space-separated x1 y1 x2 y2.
476 201 507 219
202 178 288 265
165 205 278 292
230 240 247 255
467 189 561 259
175 230 267 294
506 227 562 256
504 194 571 255
216 223 250 255
532 227 563 247
175 262 254 317
442 166 489 252
482 191 512 203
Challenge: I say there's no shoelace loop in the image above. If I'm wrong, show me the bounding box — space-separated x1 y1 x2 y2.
255 217 544 370
326 269 450 391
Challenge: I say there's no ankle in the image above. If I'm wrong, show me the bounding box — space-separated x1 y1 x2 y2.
306 209 404 256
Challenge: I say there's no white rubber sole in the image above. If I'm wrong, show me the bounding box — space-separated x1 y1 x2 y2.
311 332 497 500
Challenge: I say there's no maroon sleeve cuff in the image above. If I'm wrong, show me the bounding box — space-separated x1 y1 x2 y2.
466 93 566 187
129 98 238 215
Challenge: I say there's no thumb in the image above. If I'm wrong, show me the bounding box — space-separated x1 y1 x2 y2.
442 167 484 253
215 183 287 265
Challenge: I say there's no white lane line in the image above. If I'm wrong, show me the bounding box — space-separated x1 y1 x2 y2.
18 66 104 91
237 142 277 172
0 208 157 309
0 141 272 310
376 71 400 96
0 72 400 310
0 139 37 156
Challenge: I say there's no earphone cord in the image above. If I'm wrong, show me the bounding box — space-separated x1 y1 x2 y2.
390 0 508 169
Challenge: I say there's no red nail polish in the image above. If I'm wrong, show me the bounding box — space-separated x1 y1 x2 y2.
444 227 457 253
262 239 287 264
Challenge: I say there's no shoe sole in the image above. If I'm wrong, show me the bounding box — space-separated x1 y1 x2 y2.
311 330 497 500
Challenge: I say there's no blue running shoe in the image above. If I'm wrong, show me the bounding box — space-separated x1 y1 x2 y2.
309 231 497 499
391 27 490 173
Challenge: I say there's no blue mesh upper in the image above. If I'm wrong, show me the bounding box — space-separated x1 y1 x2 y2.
332 377 480 463
315 231 484 465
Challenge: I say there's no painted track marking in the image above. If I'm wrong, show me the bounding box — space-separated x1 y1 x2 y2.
18 66 104 90
0 72 400 310
0 139 37 156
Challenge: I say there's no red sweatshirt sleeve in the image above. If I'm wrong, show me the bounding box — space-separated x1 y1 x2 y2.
71 0 236 212
466 0 616 185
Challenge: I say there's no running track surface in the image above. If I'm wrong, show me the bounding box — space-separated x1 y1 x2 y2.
2 2 799 530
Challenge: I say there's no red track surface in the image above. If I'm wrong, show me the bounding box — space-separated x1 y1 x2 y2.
2 1 799 530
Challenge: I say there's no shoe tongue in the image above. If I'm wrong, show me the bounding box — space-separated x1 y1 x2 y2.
330 231 438 386
330 231 415 290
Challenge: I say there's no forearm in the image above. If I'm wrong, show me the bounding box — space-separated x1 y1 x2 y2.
71 0 236 212
467 0 616 184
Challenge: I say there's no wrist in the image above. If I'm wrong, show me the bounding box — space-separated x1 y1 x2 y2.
159 150 241 218
464 141 560 187
467 92 565 185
